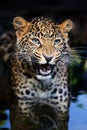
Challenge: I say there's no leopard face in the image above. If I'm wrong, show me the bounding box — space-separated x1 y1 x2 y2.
13 17 73 80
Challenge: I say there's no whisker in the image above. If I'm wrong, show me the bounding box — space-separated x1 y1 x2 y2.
71 54 87 60
62 58 80 66
69 57 81 66
71 46 87 49
60 52 82 66
71 50 87 54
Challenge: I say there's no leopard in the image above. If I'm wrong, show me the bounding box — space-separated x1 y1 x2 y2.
0 16 73 130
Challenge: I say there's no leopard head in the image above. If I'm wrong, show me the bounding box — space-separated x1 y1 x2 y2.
13 16 73 80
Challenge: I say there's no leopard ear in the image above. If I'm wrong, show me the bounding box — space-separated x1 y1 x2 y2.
58 19 73 38
13 17 29 38
13 17 28 30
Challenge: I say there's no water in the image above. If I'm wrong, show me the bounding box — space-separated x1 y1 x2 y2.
0 91 87 130
69 92 87 130
0 110 11 129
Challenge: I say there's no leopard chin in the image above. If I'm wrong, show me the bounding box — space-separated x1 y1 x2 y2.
33 63 54 80
36 74 52 80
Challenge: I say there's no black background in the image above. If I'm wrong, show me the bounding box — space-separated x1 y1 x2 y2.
0 0 87 32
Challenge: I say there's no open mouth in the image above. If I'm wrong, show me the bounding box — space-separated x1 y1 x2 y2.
33 63 54 77
39 64 53 76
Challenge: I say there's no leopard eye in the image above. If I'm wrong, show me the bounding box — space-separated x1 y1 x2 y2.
31 38 41 44
54 39 61 45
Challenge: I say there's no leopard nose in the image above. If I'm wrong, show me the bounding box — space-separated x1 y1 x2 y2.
43 55 53 62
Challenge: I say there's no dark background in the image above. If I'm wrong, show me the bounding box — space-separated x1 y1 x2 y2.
0 0 87 47
0 0 87 32
0 0 87 109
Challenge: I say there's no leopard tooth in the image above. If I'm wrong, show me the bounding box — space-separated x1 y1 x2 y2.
40 69 51 75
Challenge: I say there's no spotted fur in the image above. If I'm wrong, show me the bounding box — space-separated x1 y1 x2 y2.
0 16 73 130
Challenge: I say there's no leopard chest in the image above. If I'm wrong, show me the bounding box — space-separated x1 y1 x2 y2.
12 75 69 115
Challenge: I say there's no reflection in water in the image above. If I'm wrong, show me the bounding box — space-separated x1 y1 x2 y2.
0 110 10 129
10 102 69 130
0 92 87 130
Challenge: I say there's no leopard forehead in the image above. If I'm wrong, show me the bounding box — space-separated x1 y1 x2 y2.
29 17 59 38
13 16 73 40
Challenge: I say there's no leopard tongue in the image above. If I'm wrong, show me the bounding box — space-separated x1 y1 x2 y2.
39 64 51 76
